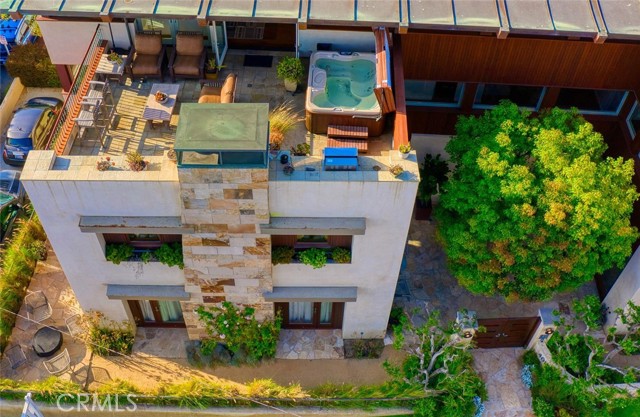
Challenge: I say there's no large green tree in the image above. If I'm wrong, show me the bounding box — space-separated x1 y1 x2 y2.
436 102 638 301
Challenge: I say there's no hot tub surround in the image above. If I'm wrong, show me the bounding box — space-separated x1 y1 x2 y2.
305 51 386 136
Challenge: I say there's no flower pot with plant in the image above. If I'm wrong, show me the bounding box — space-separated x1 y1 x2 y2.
205 57 224 80
106 50 123 65
390 164 404 177
96 156 115 171
416 153 450 220
126 151 147 172
277 57 305 93
399 143 412 159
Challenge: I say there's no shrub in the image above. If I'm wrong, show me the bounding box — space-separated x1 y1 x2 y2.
84 311 135 356
6 43 61 87
290 142 311 156
269 101 301 150
271 246 295 265
299 248 327 269
276 57 305 82
154 243 184 269
125 151 147 171
0 213 46 352
105 243 134 265
331 247 351 263
196 302 281 362
25 239 47 261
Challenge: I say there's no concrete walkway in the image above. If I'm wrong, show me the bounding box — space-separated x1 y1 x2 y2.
472 348 534 417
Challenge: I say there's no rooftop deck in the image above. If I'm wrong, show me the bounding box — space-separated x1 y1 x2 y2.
69 50 395 161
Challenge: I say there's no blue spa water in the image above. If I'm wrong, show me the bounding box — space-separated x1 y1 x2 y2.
311 58 378 110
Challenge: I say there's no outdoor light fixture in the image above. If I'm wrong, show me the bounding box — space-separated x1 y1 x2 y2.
544 327 554 335
463 331 473 338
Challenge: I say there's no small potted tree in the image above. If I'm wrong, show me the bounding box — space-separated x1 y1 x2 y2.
416 153 449 220
126 151 147 172
204 57 225 80
399 143 412 159
277 57 305 93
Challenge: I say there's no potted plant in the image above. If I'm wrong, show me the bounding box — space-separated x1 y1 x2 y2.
126 151 147 172
96 156 115 171
390 164 404 177
106 50 123 65
277 57 305 93
283 163 295 176
416 153 450 220
290 142 310 156
205 57 224 80
399 143 412 159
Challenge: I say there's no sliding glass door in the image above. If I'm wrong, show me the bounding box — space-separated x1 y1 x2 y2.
128 300 185 327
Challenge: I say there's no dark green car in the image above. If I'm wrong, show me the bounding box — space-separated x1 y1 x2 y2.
0 170 25 243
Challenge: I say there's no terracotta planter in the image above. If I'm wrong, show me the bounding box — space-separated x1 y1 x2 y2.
414 198 433 221
284 78 297 92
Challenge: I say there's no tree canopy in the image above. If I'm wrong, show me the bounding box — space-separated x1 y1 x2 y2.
436 102 638 301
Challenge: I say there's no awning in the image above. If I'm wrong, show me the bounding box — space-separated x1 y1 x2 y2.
106 285 190 300
2 0 639 40
263 286 357 302
79 216 194 234
260 217 366 235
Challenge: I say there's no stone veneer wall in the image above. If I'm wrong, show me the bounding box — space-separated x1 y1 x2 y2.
177 167 272 340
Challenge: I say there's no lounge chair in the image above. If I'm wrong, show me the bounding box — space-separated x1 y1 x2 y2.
198 73 237 104
169 32 206 82
129 32 165 80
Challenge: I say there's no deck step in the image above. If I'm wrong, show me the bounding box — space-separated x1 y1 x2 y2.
327 137 368 153
327 125 368 139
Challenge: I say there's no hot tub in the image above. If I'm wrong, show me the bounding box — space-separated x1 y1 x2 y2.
305 51 386 136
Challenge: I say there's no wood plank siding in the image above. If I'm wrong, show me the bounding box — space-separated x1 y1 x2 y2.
401 33 640 95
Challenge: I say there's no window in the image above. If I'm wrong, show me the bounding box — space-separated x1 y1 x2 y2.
405 81 464 107
556 88 627 115
628 101 640 138
474 84 545 109
275 302 344 329
136 18 172 40
103 233 181 251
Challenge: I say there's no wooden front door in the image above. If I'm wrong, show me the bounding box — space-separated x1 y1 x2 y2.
128 300 186 328
474 317 540 349
275 302 344 329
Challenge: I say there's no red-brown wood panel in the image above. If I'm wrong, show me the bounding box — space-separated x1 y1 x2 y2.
474 317 540 349
401 33 640 96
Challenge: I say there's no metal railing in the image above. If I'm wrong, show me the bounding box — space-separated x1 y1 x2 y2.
45 27 105 153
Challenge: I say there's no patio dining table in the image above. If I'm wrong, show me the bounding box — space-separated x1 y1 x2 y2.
142 83 180 129
32 326 63 358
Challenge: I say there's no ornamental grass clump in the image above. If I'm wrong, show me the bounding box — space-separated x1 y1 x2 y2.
196 302 281 363
269 101 301 150
0 212 46 352
331 247 351 263
84 311 135 356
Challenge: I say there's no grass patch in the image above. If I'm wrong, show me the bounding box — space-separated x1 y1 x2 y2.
0 211 47 352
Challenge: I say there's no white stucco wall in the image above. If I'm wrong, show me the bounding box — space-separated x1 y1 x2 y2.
39 21 132 65
298 29 375 57
603 247 640 330
269 178 418 339
20 152 183 321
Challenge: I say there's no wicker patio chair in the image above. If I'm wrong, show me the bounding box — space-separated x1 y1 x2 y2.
5 345 27 369
43 348 70 375
24 291 52 323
